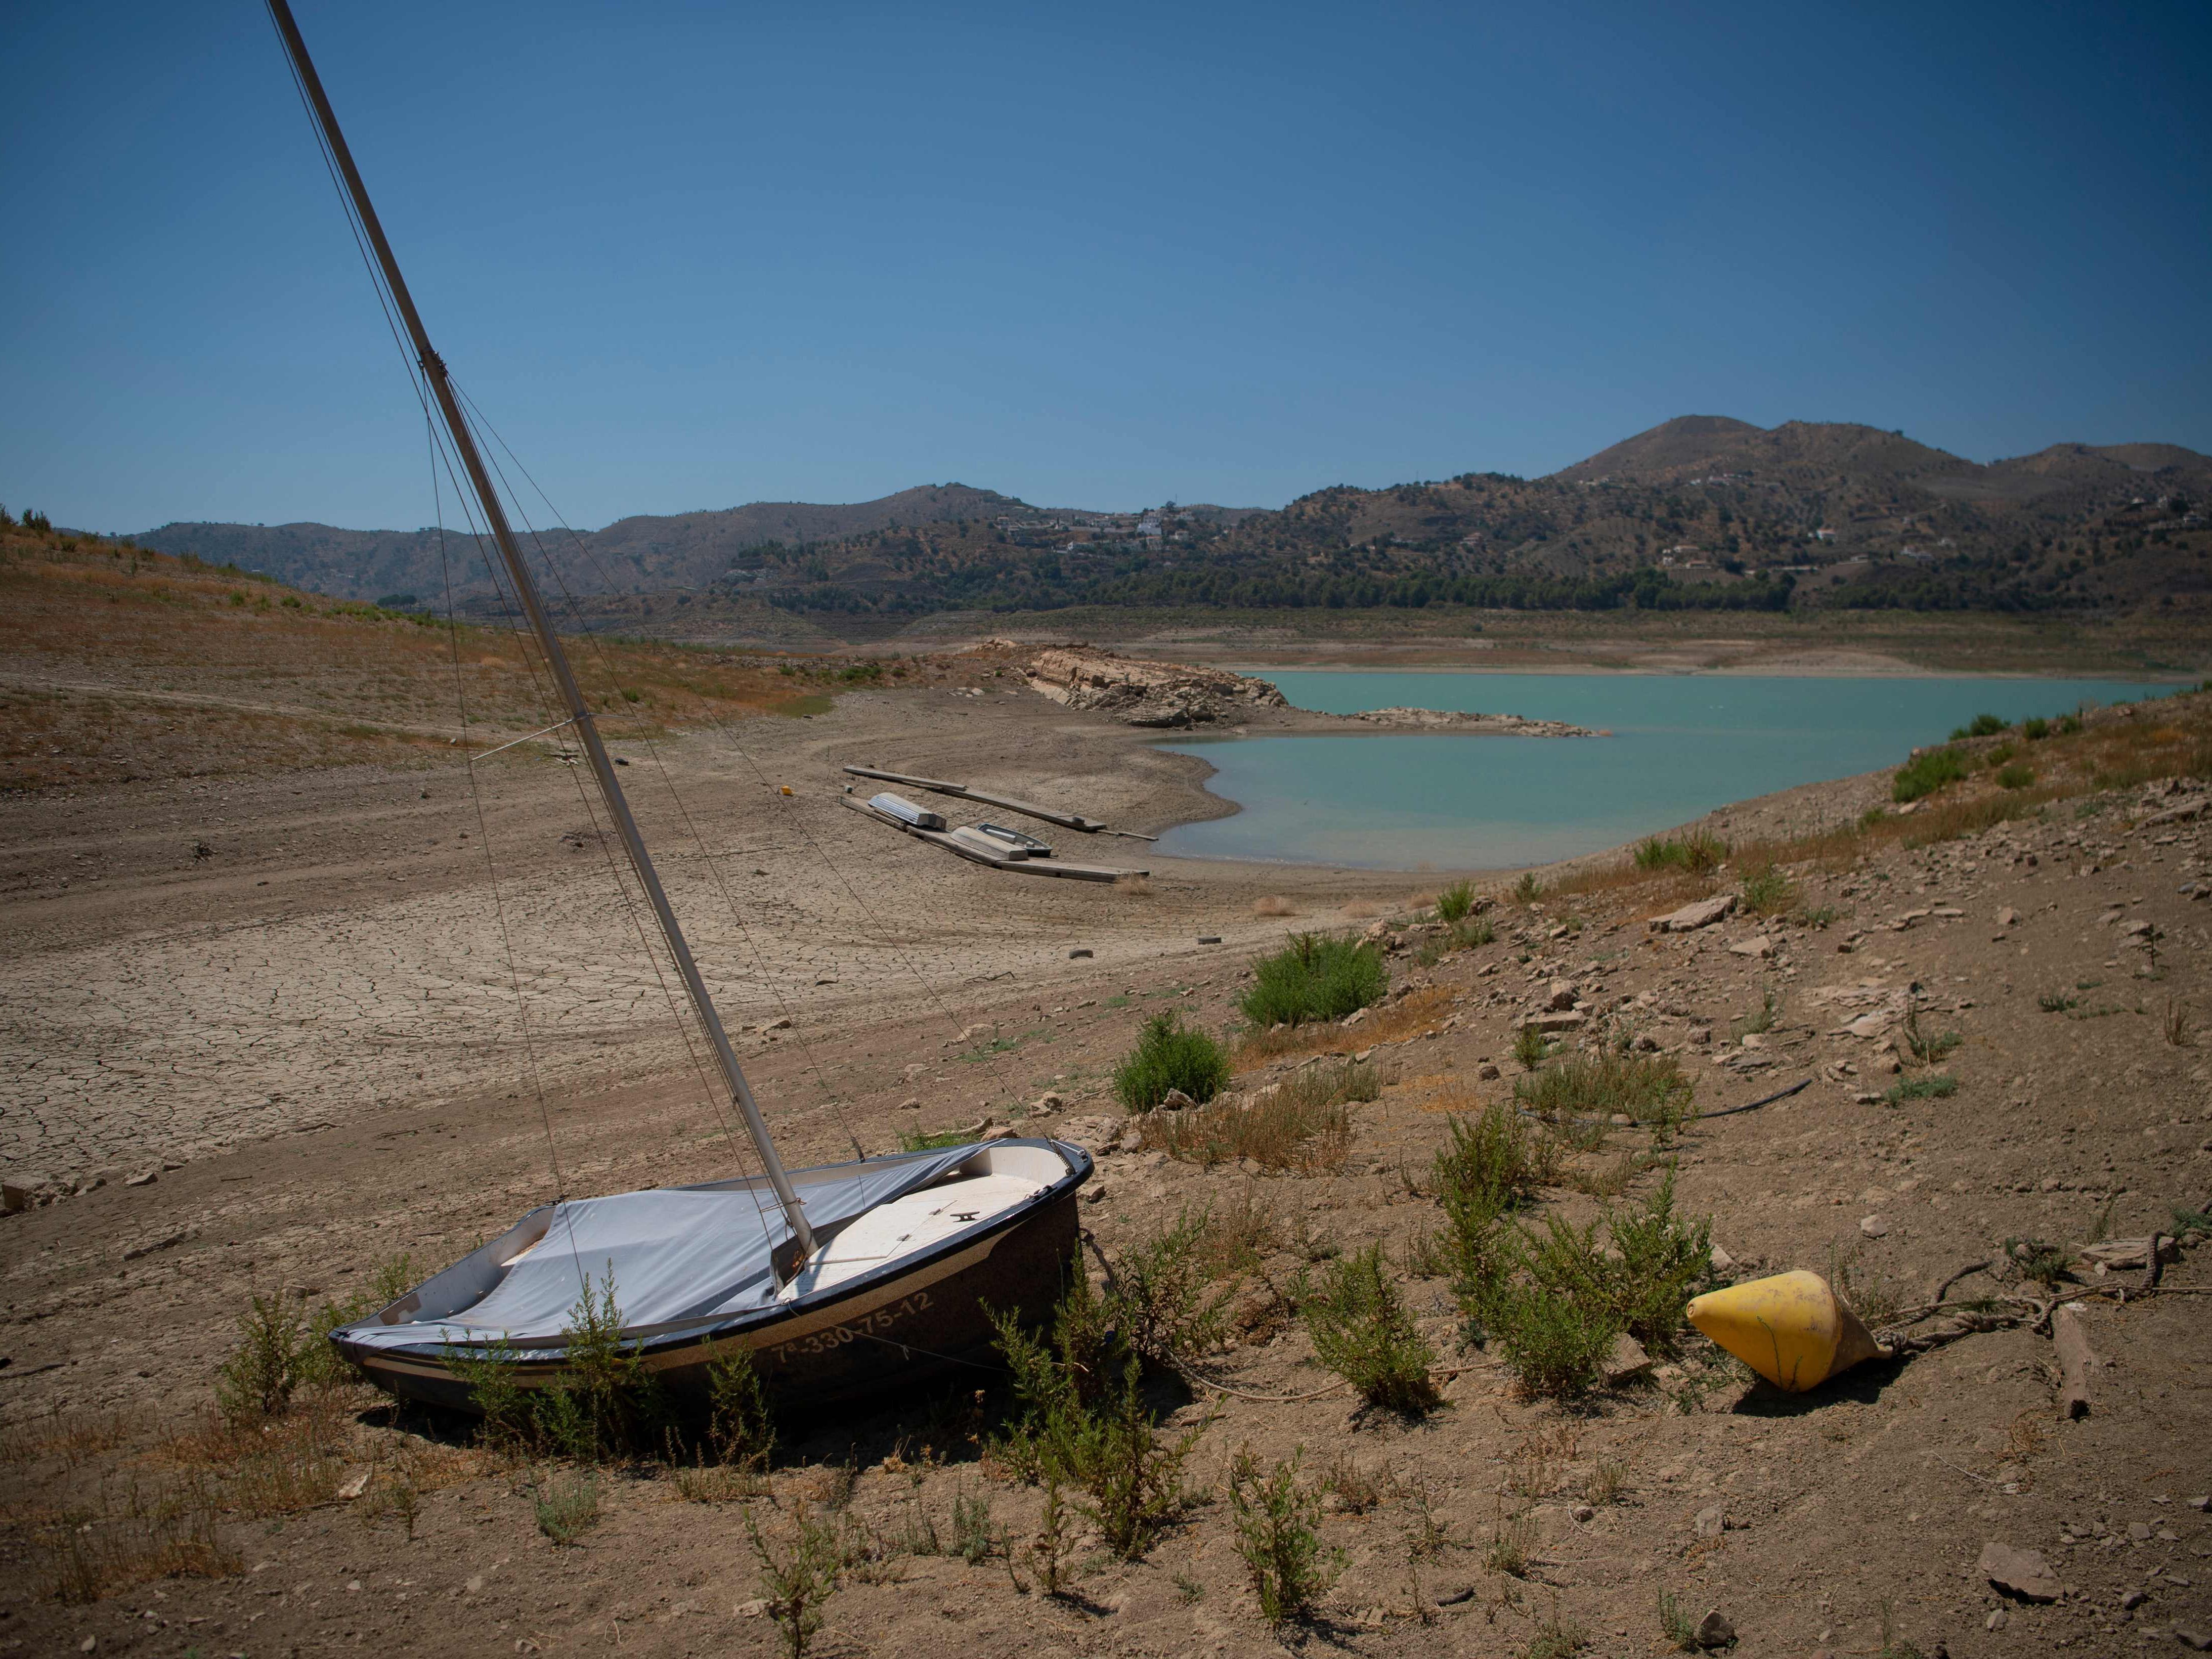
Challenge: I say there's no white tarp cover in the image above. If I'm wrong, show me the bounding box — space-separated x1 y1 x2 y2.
339 1147 978 1352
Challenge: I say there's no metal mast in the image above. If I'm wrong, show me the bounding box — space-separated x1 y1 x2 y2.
266 0 815 1258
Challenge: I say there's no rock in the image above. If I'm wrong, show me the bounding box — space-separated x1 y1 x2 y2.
1570 1503 1594 1523
1477 1062 1501 1080
1196 935 1222 945
1525 1011 1586 1033
336 1468 371 1501
762 1015 793 1031
1693 1609 1736 1649
1606 1332 1654 1382
1158 1088 1196 1111
1 1183 29 1215
2078 1237 2180 1270
1023 645 1288 727
1694 1505 1727 1539
124 1169 157 1187
2190 1495 2209 1511
1740 1033 1765 1049
1609 1112 1634 1126
1727 935 1777 958
1433 1582 1478 1607
1859 1214 1890 1238
982 1126 1018 1141
1978 1541 2062 1602
1341 1006 1370 1027
1985 1608 2009 1631
735 1597 770 1618
953 1022 987 1043
1068 947 1094 959
1033 1091 1066 1112
1687 1026 1713 1045
1652 894 1736 933
2124 1591 2149 1610
2176 1625 2212 1652
1709 1244 1735 1272
1997 907 2020 929
1634 1032 1662 1052
2130 1521 2154 1542
898 1097 921 1111
1546 978 1579 1012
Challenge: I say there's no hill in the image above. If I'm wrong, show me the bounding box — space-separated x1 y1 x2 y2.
128 418 2211 624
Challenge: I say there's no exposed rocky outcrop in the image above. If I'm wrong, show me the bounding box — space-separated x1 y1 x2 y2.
1344 705 1598 736
1023 646 1288 727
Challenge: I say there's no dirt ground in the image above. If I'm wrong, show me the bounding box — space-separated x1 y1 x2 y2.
4 640 2210 1657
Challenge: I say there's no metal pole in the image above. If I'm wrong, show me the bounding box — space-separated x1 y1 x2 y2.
265 0 814 1258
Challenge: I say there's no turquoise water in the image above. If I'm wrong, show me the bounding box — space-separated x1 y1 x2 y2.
1154 673 2178 870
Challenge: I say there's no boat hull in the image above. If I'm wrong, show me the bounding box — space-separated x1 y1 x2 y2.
344 1148 1085 1417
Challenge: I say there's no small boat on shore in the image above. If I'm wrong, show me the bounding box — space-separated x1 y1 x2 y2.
265 0 1088 1415
976 821 1054 857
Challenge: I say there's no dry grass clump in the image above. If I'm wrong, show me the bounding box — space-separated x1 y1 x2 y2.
1253 894 1298 917
1137 1062 1373 1172
17 1467 240 1605
1236 985 1453 1068
1513 1047 1694 1135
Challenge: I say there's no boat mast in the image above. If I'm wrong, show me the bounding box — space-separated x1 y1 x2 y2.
265 0 815 1258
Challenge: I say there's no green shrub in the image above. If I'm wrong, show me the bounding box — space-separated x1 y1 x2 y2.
747 1501 843 1657
1892 746 1970 802
1298 1244 1439 1414
214 1291 312 1421
1738 864 1796 915
1488 1277 1620 1399
1511 1024 1553 1071
898 1126 974 1151
1435 880 1476 923
1228 1448 1340 1625
1435 1102 1557 1214
533 1470 600 1544
1633 830 1727 872
1997 762 2034 790
1602 1170 1712 1353
705 1342 775 1469
1238 933 1387 1027
1950 712 2007 739
1883 1072 1958 1105
1107 1208 1238 1364
1113 1011 1230 1111
2021 716 2050 740
1513 871 1543 902
991 1270 1206 1560
2058 713 2083 735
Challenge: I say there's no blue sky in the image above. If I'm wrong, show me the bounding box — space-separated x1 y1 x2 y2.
6 1 2208 532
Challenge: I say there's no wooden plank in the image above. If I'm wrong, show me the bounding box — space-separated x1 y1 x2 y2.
842 764 1118 834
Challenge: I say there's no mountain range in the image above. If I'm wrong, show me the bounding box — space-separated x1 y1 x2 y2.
133 417 2210 623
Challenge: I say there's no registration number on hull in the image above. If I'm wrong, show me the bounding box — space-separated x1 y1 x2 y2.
771 1290 935 1362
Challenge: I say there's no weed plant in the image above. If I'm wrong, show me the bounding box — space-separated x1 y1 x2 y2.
214 1291 312 1422
1114 1012 1231 1111
1239 933 1388 1027
533 1470 601 1543
1883 1072 1959 1104
1511 1025 1555 1071
1229 1447 1340 1625
1634 831 1726 873
748 1501 844 1658
1658 1588 1700 1650
1997 762 2035 789
1107 1207 1239 1363
1436 879 1477 922
1900 1011 1961 1067
1138 1064 1359 1172
1513 1047 1693 1133
1298 1244 1440 1413
1892 746 1970 803
706 1342 775 1469
1738 864 1796 915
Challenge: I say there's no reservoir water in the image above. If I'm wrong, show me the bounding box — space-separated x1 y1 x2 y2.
1153 672 2176 870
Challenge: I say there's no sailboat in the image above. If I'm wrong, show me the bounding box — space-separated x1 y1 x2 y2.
265 0 1092 1413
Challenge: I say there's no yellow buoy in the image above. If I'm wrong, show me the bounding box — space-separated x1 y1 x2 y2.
1685 1270 1886 1392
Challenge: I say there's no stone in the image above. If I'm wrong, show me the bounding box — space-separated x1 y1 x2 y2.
2190 1495 2209 1511
0 1183 29 1216
1859 1214 1890 1238
124 1169 157 1188
1693 1505 1727 1539
2176 1626 2212 1653
2078 1237 2180 1270
1997 907 2020 929
1526 1011 1586 1033
1068 947 1094 959
2130 1521 2154 1542
1606 1332 1655 1382
1985 1609 2009 1631
735 1598 770 1618
1727 935 1777 958
2124 1591 2148 1611
1687 1026 1713 1044
982 1126 1018 1141
898 1097 921 1111
1652 894 1736 932
1477 1062 1501 1080
762 1015 794 1031
1546 978 1579 1011
1158 1088 1195 1111
1978 1541 2062 1602
1570 1504 1594 1523
1032 1091 1066 1112
1709 1244 1734 1272
336 1468 371 1500
1693 1609 1736 1649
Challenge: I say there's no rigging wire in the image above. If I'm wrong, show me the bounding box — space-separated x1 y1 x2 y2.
445 389 1038 1125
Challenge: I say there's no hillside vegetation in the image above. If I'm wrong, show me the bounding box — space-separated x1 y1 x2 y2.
127 416 2212 626
0 511 856 794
